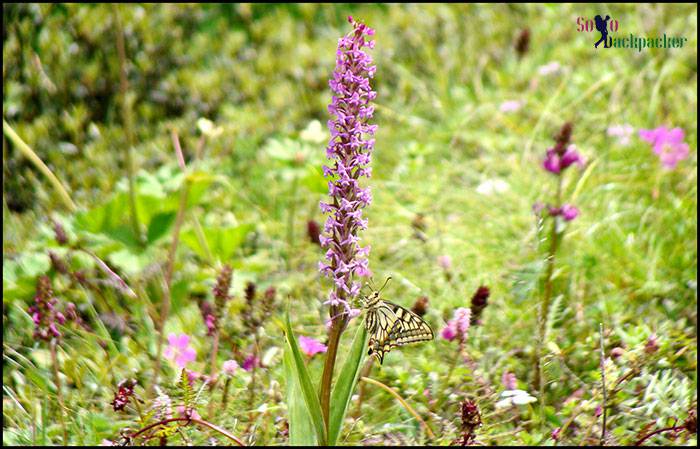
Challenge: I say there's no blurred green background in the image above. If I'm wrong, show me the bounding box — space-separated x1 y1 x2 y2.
3 3 697 446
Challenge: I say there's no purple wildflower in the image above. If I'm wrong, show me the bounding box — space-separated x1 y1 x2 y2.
560 204 579 221
298 336 328 357
547 204 579 221
441 307 471 342
177 405 201 420
242 354 260 372
111 378 137 412
222 360 239 376
212 264 232 314
502 371 518 390
28 276 64 341
199 301 217 337
52 219 68 245
453 399 482 446
542 148 562 174
319 16 376 319
469 285 490 325
163 333 196 368
185 369 200 385
440 324 458 341
542 144 583 174
639 126 690 169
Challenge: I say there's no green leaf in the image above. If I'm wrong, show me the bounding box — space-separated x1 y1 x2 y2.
146 212 176 244
284 311 327 445
283 344 317 445
74 193 129 235
328 321 368 445
103 224 141 250
301 164 328 194
184 170 216 207
181 224 253 262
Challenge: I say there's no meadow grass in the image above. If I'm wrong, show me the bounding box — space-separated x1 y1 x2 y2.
3 3 697 446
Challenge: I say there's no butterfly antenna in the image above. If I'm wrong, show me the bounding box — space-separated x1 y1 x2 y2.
368 277 377 290
378 276 392 293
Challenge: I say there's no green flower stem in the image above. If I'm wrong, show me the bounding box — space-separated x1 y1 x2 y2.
360 376 436 440
319 314 345 440
534 173 563 405
3 120 77 212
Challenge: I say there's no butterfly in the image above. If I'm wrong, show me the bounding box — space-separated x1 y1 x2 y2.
360 277 434 364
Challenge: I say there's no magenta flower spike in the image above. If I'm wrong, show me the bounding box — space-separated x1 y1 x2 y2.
319 16 377 321
441 307 471 342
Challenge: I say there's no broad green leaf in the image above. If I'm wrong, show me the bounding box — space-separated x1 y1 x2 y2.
283 344 317 445
103 224 141 250
74 193 130 235
284 312 327 445
328 321 368 445
146 212 176 244
181 224 253 262
185 170 216 207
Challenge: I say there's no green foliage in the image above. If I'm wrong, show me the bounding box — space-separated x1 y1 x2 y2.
2 3 697 446
329 322 369 445
283 311 327 445
283 340 318 445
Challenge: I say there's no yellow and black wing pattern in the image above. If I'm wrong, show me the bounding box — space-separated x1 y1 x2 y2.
366 300 434 364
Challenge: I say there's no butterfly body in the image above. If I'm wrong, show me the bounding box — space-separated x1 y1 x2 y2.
361 285 434 364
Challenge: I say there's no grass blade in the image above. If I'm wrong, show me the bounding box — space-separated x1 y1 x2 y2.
328 321 368 445
284 311 327 445
283 345 317 445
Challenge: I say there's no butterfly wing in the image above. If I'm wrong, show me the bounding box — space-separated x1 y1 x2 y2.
385 301 434 347
366 300 433 364
366 302 399 364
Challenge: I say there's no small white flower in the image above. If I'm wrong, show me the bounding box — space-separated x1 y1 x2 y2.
300 119 326 144
197 118 223 138
495 389 537 408
476 179 509 196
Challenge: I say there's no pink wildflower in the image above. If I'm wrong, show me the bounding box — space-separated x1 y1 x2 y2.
441 307 471 342
163 333 196 368
298 336 328 357
639 126 690 169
